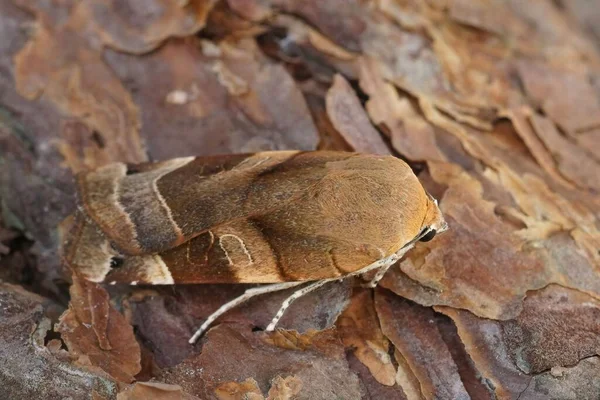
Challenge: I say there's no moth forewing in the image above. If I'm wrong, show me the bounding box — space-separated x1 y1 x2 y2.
63 151 447 343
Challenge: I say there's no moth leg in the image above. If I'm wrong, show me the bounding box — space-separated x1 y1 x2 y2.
361 262 394 288
361 244 414 288
189 281 304 344
266 279 331 331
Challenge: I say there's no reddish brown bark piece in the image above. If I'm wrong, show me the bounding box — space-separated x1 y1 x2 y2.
123 288 201 368
214 378 264 400
336 288 396 386
118 382 201 400
443 284 600 372
435 314 493 399
214 376 302 400
439 284 600 398
14 0 217 54
506 107 573 189
124 281 351 367
346 352 409 400
229 0 468 121
82 0 218 53
517 61 600 136
268 0 366 52
0 283 119 399
104 39 319 160
0 215 19 255
381 163 549 320
576 128 600 161
519 357 600 400
56 276 141 383
0 0 115 263
226 0 273 22
264 376 303 400
13 2 147 171
326 74 390 155
375 288 470 400
382 148 600 321
358 58 445 162
504 285 600 373
158 325 362 399
448 0 530 37
529 113 600 191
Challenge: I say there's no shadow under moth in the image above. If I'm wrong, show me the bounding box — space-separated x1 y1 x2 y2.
62 151 447 343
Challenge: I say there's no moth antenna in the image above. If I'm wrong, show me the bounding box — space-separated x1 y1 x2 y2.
266 279 331 331
188 281 304 344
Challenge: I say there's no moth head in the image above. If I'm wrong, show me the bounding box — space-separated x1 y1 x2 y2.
417 193 448 243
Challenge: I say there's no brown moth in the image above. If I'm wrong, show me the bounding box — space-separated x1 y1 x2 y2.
62 151 447 343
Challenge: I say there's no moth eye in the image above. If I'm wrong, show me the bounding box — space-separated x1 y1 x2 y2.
109 257 124 269
419 229 437 242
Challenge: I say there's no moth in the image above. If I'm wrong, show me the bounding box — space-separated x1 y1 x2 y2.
62 151 447 343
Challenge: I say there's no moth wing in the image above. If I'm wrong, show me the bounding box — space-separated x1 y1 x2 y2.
76 151 348 255
92 212 386 285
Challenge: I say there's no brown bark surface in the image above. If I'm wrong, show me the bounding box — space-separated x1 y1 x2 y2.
1 1 599 399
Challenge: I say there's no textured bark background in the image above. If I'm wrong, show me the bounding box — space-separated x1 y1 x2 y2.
1 1 600 399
